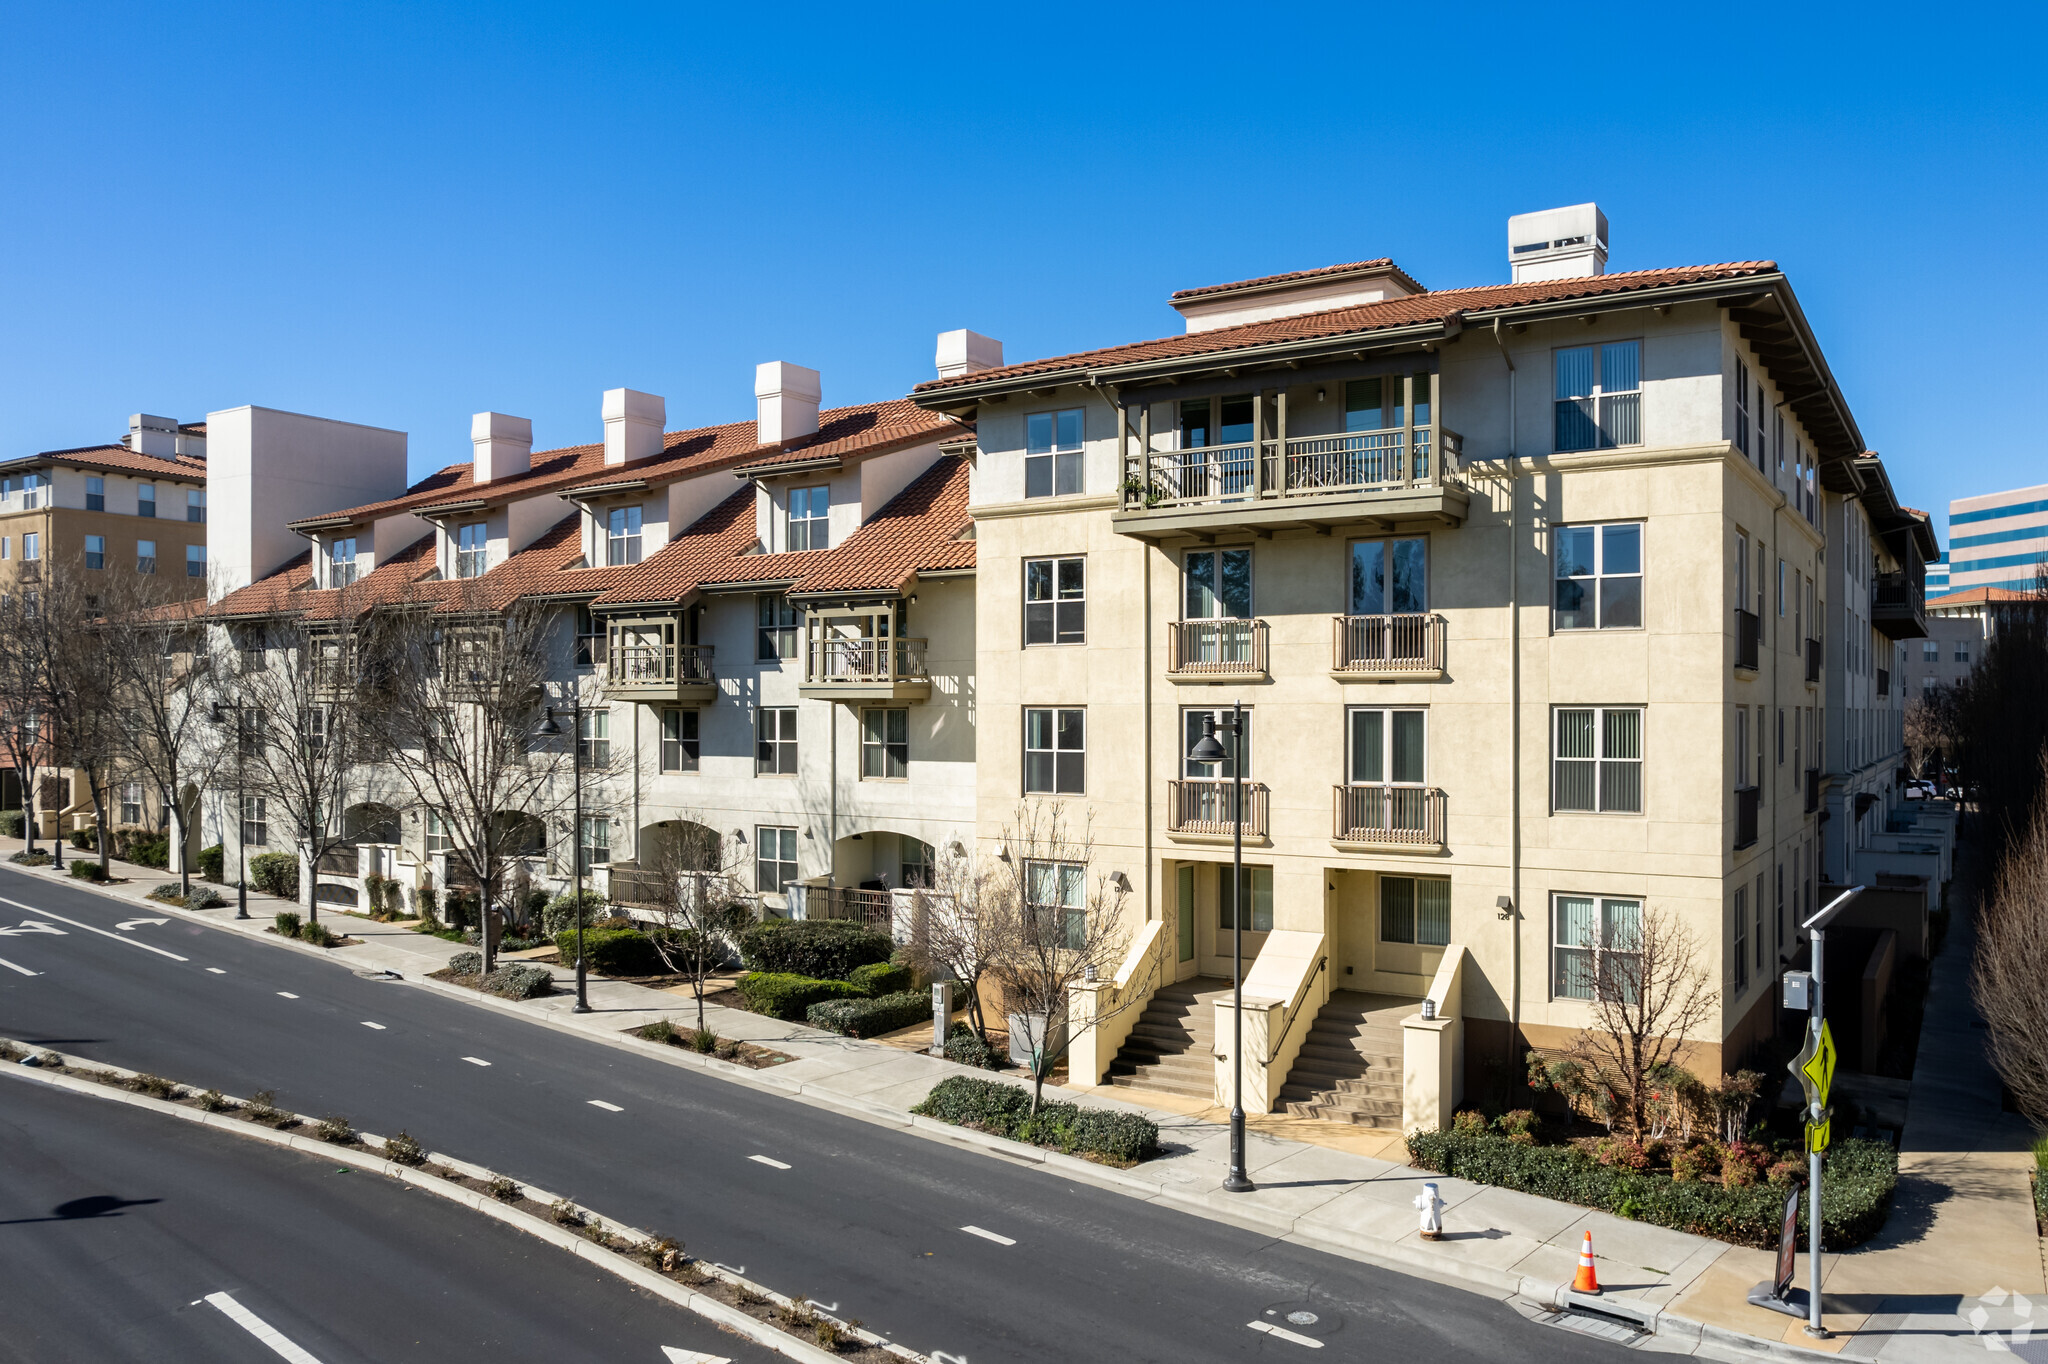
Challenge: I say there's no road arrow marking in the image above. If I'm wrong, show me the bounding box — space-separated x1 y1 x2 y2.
1249 1320 1323 1348
662 1349 732 1364
748 1154 790 1170
588 1099 623 1112
0 902 188 961
961 1225 1015 1246
116 917 170 931
0 953 40 976
0 919 65 936
205 1291 326 1363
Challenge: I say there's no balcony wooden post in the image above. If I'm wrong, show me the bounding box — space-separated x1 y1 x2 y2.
1275 388 1288 495
1251 392 1265 499
1401 374 1415 487
1427 371 1441 481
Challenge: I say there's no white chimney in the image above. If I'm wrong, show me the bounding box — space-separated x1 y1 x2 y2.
127 413 180 459
935 329 1004 379
470 412 533 484
1508 203 1609 283
754 362 821 447
602 389 666 467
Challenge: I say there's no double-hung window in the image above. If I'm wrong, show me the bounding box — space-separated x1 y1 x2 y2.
862 708 909 779
660 709 699 773
578 709 610 766
787 486 829 551
1025 859 1087 949
1553 523 1642 629
1025 408 1084 498
188 488 206 523
455 523 487 579
606 506 643 565
240 795 269 848
86 477 104 512
1732 886 1749 993
1023 707 1085 794
1554 341 1641 451
1734 361 1751 457
84 534 106 570
186 544 206 578
21 532 38 561
425 811 454 853
1381 875 1451 946
136 539 157 575
756 594 799 661
137 482 156 518
1553 707 1643 813
755 707 797 775
579 816 611 870
1023 556 1085 645
330 536 358 587
1955 640 1971 664
1219 865 1273 933
119 782 143 825
756 825 799 894
1552 894 1643 1001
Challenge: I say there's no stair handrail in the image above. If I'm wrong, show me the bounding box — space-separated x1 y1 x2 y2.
1264 953 1328 1066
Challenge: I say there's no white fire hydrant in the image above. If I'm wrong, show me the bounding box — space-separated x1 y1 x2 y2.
1414 1181 1445 1240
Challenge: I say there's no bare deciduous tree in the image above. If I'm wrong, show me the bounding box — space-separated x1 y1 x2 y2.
1974 752 2048 1128
904 843 1004 1046
636 819 755 1035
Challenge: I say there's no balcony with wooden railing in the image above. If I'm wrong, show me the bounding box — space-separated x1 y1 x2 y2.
1872 571 1928 640
1332 784 1445 850
604 640 715 702
1167 619 1267 680
799 634 931 702
1332 613 1445 679
1166 778 1269 840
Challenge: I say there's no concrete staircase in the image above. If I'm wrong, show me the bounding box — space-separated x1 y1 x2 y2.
1104 977 1232 1101
1278 990 1418 1128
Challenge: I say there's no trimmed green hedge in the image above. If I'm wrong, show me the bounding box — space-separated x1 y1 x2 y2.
553 924 708 977
807 989 929 1038
739 919 891 980
196 844 224 882
541 890 609 937
250 852 299 899
1405 1126 1897 1249
0 810 24 838
848 961 914 997
737 971 863 1020
912 1075 1160 1164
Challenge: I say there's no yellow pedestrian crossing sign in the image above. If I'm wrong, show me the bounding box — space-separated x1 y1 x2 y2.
1806 1114 1831 1153
1791 1019 1836 1109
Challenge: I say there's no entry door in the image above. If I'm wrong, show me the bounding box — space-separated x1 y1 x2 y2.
1176 864 1196 968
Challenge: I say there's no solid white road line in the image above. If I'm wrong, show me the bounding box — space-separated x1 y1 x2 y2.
360 1022 386 1030
206 967 227 975
277 992 299 1000
0 952 40 977
960 1225 1016 1246
1248 1320 1323 1349
747 1154 791 1170
0 901 189 961
461 1056 491 1066
204 1291 326 1364
588 1100 624 1112
662 1348 732 1364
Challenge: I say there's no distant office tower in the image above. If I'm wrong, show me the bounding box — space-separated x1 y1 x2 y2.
1948 482 2048 592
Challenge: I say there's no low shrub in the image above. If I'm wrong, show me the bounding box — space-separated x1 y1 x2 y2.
249 852 299 899
549 1199 585 1227
185 884 227 910
69 828 97 851
148 882 184 904
541 889 610 937
69 859 106 881
315 1114 356 1144
383 1129 426 1166
0 810 24 838
196 843 224 882
736 971 862 1021
196 1088 231 1112
690 1026 719 1054
481 963 552 1000
944 1021 999 1070
301 921 335 948
807 989 929 1038
444 888 476 930
641 1018 678 1045
485 1176 522 1203
1405 1125 1897 1249
8 850 50 866
553 925 678 977
848 961 914 997
274 910 302 938
128 1072 178 1099
448 949 483 975
244 1089 285 1125
911 1075 1160 1164
117 830 170 869
1494 1109 1542 1143
738 919 892 980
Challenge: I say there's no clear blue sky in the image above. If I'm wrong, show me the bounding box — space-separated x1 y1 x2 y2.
4 2 2042 543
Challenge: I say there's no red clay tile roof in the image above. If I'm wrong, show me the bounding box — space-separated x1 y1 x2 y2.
295 398 967 529
916 262 1779 393
1 443 208 480
1170 258 1419 300
1928 586 2042 608
590 490 766 607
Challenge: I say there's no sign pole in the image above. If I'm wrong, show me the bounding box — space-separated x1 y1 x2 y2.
1807 919 1825 1340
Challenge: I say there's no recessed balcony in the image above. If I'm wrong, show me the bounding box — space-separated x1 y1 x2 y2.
1805 637 1822 687
1167 619 1267 682
1113 426 1468 540
1332 783 1445 852
605 640 716 703
1734 608 1760 673
1331 613 1445 680
800 635 931 702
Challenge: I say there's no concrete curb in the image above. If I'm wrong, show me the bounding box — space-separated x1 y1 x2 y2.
1 1046 923 1364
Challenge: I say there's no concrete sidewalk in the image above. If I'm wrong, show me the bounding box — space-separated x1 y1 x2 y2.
9 838 2032 1362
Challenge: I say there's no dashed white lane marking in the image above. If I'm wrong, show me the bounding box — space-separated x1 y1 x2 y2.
662 1348 732 1364
205 1291 326 1363
276 992 298 1000
1248 1320 1323 1348
960 1225 1016 1246
461 1056 490 1066
206 967 226 975
360 1022 386 1031
588 1100 623 1112
0 902 189 961
748 1155 791 1170
0 953 39 977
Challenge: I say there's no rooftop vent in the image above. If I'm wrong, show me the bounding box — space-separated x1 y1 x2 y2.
602 389 666 468
1508 203 1608 283
127 413 181 459
755 362 820 447
935 330 1003 379
470 412 533 484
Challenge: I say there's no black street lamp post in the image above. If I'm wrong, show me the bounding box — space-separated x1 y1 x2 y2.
539 700 590 1014
1189 700 1255 1195
209 700 251 919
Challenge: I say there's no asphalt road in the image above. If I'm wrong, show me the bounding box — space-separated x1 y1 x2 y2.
0 867 1622 1364
0 1073 777 1364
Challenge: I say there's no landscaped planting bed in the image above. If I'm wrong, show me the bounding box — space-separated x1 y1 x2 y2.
912 1075 1160 1166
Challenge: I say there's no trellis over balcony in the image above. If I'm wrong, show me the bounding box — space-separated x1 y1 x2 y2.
1332 784 1445 852
1166 778 1270 843
1167 619 1268 681
1332 613 1446 680
602 616 715 703
798 605 930 703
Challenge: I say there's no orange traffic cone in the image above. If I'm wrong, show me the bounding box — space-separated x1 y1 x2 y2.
1573 1230 1601 1294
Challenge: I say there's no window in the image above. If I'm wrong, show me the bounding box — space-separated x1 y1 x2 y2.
136 539 156 575
23 532 39 561
1024 557 1085 645
188 488 206 523
1760 870 1771 972
1 537 8 559
862 708 909 779
1343 374 1429 432
901 838 934 888
1348 707 1425 784
786 486 829 551
1219 865 1273 933
1736 706 1750 788
186 543 205 577
305 704 329 753
84 534 105 570
1553 523 1642 629
606 506 643 565
137 483 156 518
425 810 454 853
1923 640 1938 662
579 709 610 765
757 594 799 661
1381 875 1450 946
1777 707 1785 765
1732 886 1749 994
329 536 358 587
86 477 104 512
660 709 699 773
15 472 42 509
119 782 142 825
1777 559 1787 618
756 825 799 894
1553 707 1643 813
1023 707 1085 794
1554 341 1641 451
1025 408 1084 498
1955 640 1971 664
455 523 487 578
755 707 798 775
1553 895 1643 1001
1184 548 1251 620
1025 859 1088 949
1351 537 1427 614
1182 707 1251 779
240 795 268 848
